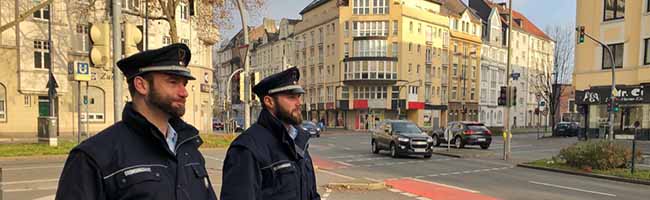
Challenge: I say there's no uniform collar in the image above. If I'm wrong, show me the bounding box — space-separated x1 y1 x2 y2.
256 109 310 159
122 102 199 155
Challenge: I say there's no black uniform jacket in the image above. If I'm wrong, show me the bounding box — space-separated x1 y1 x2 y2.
220 109 320 200
55 102 217 200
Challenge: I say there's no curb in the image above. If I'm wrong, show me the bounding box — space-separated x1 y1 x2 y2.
326 181 386 190
517 164 650 186
0 154 68 162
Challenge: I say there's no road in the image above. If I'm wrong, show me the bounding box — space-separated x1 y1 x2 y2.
1 130 649 200
308 131 650 200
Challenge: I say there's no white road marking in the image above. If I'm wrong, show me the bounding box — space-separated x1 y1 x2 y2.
342 147 353 150
204 155 223 161
388 188 402 193
343 157 391 162
401 192 418 197
416 197 432 200
406 178 480 193
528 181 617 197
363 177 381 182
1 178 59 185
335 161 354 167
317 169 356 180
1 165 63 171
33 195 55 200
3 186 58 193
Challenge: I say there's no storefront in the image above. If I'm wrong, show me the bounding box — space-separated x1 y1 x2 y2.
576 84 650 140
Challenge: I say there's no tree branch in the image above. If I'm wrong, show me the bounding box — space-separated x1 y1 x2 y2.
0 0 54 33
122 9 167 21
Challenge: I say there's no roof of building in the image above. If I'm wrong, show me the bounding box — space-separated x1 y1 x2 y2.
483 0 552 41
299 0 329 15
440 0 482 23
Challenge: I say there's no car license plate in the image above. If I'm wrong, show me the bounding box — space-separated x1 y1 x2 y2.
413 141 427 145
414 148 426 153
478 138 486 142
310 131 316 134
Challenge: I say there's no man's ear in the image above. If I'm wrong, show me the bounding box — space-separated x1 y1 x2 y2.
134 76 150 96
263 95 274 109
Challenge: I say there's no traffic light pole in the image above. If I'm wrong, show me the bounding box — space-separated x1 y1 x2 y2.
236 0 251 130
503 0 513 160
112 0 123 122
577 27 616 140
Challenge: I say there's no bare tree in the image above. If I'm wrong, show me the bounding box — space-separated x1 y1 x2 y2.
0 0 54 33
533 23 575 134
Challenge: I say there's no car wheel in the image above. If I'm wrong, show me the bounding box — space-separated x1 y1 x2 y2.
372 140 380 154
424 154 432 159
432 135 441 147
480 144 490 149
454 136 464 149
317 133 321 138
390 143 399 158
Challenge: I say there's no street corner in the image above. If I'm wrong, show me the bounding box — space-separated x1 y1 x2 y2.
384 178 500 200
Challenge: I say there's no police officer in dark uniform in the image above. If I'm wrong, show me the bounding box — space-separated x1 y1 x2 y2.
55 43 217 200
220 67 320 200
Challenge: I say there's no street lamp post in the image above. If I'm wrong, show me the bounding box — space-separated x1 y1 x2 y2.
225 68 244 133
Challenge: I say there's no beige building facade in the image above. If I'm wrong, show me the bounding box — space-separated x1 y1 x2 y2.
574 0 650 133
295 0 452 130
0 0 216 137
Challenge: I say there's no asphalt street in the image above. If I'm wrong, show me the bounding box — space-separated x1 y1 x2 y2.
1 130 649 200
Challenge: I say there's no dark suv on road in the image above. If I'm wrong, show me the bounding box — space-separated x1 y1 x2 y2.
430 121 492 149
554 122 579 137
371 120 434 158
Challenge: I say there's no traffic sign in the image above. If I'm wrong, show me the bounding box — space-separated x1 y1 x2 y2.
615 134 634 140
74 61 91 81
511 72 521 80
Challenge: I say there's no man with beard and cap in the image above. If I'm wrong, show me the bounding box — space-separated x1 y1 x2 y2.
55 43 217 200
220 67 320 200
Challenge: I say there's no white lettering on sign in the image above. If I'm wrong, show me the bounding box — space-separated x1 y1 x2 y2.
583 91 600 103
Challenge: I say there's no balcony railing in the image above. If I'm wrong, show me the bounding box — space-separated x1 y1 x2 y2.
343 59 398 82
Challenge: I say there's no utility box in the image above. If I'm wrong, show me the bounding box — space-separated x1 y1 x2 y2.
38 116 58 146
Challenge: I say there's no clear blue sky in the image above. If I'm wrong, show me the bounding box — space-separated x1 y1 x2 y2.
219 0 576 43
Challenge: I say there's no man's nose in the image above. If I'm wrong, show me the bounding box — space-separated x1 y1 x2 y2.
178 85 188 98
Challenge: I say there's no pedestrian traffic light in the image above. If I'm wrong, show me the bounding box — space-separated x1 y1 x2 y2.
90 22 110 66
498 86 507 106
612 97 620 112
123 23 142 56
578 26 585 44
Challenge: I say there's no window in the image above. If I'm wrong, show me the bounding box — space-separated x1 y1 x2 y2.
0 83 5 121
603 0 624 21
352 21 388 37
344 21 350 37
342 87 349 99
353 40 387 57
122 0 140 11
83 86 106 122
647 0 650 12
344 43 350 57
643 38 650 65
181 38 190 45
418 23 421 33
34 40 50 69
33 4 49 20
373 0 389 14
416 64 420 73
451 87 457 100
408 42 412 51
452 64 458 76
392 42 398 57
408 63 412 72
353 0 370 15
163 36 171 45
602 43 624 69
425 84 431 101
75 24 91 53
179 3 188 21
392 86 400 99
393 20 398 35
409 21 413 33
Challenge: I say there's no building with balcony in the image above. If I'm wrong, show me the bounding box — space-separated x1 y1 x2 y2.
470 0 555 128
295 0 451 130
0 0 216 137
441 0 483 123
574 0 650 134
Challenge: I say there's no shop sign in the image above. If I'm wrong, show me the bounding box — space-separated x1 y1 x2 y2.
576 85 649 105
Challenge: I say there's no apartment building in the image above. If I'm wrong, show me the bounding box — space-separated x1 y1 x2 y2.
470 0 555 128
295 0 451 130
574 0 650 133
0 0 216 137
441 0 483 123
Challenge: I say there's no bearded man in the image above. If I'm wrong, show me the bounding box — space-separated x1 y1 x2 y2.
55 43 217 200
220 67 320 200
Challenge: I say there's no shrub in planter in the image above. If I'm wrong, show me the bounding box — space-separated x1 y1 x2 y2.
558 141 643 170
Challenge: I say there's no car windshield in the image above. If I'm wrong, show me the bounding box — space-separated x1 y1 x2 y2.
391 122 422 134
302 123 316 128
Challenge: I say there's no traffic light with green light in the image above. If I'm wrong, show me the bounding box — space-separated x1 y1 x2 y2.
578 26 585 44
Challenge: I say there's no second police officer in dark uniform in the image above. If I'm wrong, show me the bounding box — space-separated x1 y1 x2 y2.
220 67 320 200
55 43 218 200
